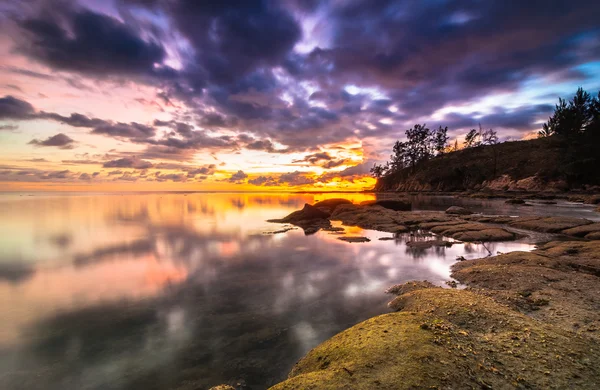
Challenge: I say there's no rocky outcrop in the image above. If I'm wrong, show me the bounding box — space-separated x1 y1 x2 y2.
270 201 600 242
312 198 353 213
267 204 331 235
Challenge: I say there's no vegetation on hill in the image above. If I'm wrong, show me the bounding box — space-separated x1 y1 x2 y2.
373 88 600 192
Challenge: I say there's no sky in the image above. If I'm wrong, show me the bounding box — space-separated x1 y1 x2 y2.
0 0 599 191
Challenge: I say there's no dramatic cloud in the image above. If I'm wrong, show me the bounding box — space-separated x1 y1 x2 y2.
16 7 169 77
28 133 75 149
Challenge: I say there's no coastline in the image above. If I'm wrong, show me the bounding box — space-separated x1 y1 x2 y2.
239 200 600 389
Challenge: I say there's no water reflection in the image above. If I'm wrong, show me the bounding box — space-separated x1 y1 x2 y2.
0 193 535 390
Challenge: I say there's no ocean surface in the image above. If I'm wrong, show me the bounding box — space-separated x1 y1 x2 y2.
0 192 595 389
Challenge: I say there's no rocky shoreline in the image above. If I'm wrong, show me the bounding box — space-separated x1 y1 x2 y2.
268 198 600 242
213 199 600 389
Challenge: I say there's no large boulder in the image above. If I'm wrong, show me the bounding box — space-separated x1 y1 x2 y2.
445 206 473 215
312 198 353 213
268 204 331 235
272 203 329 223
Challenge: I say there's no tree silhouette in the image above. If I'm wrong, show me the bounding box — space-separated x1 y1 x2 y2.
539 87 599 138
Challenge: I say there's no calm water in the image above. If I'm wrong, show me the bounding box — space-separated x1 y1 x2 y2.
1 192 583 390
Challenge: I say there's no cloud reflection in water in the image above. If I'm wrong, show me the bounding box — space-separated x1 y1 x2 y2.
0 193 534 389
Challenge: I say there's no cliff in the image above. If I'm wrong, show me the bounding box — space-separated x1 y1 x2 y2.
374 137 598 192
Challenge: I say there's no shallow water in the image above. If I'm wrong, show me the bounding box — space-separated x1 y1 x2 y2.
0 192 585 389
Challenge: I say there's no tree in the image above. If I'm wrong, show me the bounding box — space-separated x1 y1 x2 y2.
433 126 449 154
464 128 480 148
385 124 449 173
370 163 388 178
481 127 498 145
538 87 599 138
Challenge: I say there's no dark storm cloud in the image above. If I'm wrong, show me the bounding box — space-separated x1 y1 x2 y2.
157 0 301 84
28 133 75 149
0 95 35 119
4 0 600 157
292 0 600 118
16 7 169 77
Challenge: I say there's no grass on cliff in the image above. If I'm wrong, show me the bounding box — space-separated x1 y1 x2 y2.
376 136 599 191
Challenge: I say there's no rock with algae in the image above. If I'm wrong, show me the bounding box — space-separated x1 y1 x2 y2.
271 281 600 390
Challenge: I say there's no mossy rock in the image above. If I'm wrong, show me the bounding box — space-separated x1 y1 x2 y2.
271 288 600 389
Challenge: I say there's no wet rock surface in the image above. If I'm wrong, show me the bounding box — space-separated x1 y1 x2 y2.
269 200 600 242
452 241 600 340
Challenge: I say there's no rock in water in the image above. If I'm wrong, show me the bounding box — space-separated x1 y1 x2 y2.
445 206 473 215
271 203 329 223
312 198 353 213
268 204 331 235
505 198 526 204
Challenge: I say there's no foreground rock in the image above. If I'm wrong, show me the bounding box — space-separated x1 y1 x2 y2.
452 241 600 339
272 283 600 389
